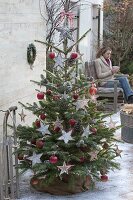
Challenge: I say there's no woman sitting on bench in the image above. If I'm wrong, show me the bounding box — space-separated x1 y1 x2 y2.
95 46 133 103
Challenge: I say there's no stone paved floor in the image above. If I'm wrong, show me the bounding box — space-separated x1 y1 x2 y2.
17 112 133 200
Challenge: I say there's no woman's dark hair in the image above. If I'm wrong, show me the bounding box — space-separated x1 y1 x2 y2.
96 47 112 58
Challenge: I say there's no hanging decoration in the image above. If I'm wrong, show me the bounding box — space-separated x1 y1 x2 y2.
55 26 76 42
89 151 98 161
82 125 91 138
54 117 63 130
28 152 43 166
89 83 97 95
53 53 64 69
107 117 117 129
27 43 37 69
57 161 74 175
70 52 79 59
48 52 56 59
60 10 75 27
73 97 89 111
61 91 68 100
37 122 51 136
58 130 73 144
18 109 26 122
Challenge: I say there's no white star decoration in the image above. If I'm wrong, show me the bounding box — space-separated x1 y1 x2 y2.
55 26 75 42
107 117 117 129
58 130 73 144
74 97 89 110
57 161 74 175
63 81 72 88
62 91 68 100
54 117 63 129
82 125 91 137
37 122 51 136
28 152 43 166
89 151 98 161
54 53 64 69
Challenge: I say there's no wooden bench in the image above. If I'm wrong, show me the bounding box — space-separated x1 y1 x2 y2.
85 61 124 113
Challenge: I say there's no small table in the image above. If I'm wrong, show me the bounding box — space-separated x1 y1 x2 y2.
120 110 133 143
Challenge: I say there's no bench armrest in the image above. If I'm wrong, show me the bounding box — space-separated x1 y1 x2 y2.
97 79 119 86
98 79 118 92
114 74 129 78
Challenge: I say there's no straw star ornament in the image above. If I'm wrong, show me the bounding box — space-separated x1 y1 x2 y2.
107 117 117 129
89 151 98 161
54 117 63 130
19 109 26 122
57 161 74 175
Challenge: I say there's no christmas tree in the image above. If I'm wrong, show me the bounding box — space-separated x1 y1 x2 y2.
16 0 121 195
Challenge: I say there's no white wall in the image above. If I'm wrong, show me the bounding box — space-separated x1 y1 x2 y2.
0 0 46 138
78 0 103 62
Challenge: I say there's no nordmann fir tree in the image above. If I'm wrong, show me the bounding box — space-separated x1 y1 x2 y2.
16 0 122 195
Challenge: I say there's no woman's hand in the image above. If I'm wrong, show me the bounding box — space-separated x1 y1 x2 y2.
111 66 120 74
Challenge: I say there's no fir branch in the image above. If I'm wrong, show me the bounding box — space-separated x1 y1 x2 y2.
43 69 63 82
34 40 65 54
65 29 91 54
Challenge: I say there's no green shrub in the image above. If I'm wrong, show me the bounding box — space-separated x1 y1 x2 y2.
121 61 133 75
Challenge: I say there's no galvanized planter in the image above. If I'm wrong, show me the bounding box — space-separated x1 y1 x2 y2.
120 111 133 143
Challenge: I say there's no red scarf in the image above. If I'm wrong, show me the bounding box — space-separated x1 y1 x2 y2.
105 59 110 66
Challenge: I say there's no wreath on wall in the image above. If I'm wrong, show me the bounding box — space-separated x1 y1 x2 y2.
27 43 37 69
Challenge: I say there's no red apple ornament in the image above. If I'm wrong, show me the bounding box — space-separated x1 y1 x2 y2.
40 114 46 120
70 52 78 59
49 155 58 164
35 120 41 128
54 126 61 132
48 52 55 59
89 84 97 95
36 140 44 149
69 119 76 126
101 175 108 182
37 92 44 100
31 138 36 145
72 93 79 100
90 127 97 135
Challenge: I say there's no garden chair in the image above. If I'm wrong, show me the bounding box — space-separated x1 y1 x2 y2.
85 61 125 113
